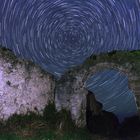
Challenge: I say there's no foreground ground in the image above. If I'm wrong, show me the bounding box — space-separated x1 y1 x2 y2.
0 104 139 140
0 123 140 140
0 113 100 140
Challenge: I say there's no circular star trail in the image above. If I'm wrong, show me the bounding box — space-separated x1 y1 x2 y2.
0 0 140 77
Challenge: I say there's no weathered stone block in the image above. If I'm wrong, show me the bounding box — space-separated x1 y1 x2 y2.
0 48 55 120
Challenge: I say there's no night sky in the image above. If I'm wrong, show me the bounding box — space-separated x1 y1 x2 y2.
0 0 140 77
86 69 138 122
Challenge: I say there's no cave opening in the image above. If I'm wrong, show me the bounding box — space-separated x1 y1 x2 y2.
85 69 140 137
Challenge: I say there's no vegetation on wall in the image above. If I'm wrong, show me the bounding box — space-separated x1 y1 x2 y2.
0 46 140 139
83 50 140 74
0 103 93 140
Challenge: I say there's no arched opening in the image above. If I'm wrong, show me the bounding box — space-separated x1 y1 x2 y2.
86 91 119 136
85 69 139 136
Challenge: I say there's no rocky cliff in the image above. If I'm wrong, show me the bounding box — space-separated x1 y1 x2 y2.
0 47 140 128
0 47 55 120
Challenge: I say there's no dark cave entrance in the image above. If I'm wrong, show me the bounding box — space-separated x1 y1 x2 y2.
86 91 119 136
85 69 140 137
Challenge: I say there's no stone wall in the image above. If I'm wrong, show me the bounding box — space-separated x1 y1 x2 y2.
129 78 140 111
55 62 140 127
55 72 88 127
0 48 55 120
0 47 140 128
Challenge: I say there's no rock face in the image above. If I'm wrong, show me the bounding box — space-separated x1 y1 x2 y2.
55 70 88 127
0 47 140 128
0 48 54 120
55 60 140 127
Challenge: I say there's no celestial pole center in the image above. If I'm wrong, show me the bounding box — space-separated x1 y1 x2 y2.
0 0 140 77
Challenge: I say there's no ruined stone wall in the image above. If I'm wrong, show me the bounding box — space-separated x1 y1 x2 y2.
129 76 140 111
0 48 55 120
55 62 140 127
0 47 140 128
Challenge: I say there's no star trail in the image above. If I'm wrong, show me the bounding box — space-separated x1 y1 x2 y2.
86 69 138 122
0 0 140 77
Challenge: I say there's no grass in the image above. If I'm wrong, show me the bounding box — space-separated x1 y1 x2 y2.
0 103 94 140
82 50 140 74
85 50 140 65
0 131 92 140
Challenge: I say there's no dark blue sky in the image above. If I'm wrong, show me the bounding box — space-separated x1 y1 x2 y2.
86 69 138 122
0 0 140 77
